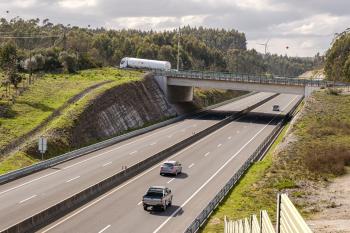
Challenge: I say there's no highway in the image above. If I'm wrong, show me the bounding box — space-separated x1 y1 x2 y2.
0 92 274 231
38 94 301 233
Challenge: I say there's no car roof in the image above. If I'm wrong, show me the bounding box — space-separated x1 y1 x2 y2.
163 160 177 164
149 186 166 189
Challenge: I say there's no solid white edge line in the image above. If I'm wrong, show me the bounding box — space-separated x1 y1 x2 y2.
152 96 299 233
98 224 111 233
66 176 80 183
0 171 60 196
19 195 37 204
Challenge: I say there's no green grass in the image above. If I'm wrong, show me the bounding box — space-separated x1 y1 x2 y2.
200 122 291 233
0 68 142 152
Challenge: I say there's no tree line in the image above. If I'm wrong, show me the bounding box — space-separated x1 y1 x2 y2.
0 17 320 78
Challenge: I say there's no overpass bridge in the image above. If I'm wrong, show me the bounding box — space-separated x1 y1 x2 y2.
153 70 333 102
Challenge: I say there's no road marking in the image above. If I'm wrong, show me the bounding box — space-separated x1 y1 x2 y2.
167 135 172 138
237 130 240 133
19 195 37 204
66 176 80 183
193 124 197 127
40 96 298 232
102 162 112 167
152 107 284 233
137 201 142 206
228 136 232 140
0 170 60 196
40 115 233 233
204 152 210 157
167 178 175 184
188 163 195 168
181 129 186 132
129 151 137 155
98 225 111 233
217 144 222 147
150 142 157 146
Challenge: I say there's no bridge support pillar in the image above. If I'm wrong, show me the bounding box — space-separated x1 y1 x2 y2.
154 75 193 103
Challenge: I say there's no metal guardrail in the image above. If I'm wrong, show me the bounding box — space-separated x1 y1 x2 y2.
0 91 256 185
184 97 303 233
224 194 313 233
153 70 341 87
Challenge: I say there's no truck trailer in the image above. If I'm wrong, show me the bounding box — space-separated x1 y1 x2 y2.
119 57 171 70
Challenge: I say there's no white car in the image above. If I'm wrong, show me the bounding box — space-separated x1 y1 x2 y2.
160 161 182 176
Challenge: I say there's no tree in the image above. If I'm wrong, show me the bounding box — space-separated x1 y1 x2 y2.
59 51 77 73
0 42 22 89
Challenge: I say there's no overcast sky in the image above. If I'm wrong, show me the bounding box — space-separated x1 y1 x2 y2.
1 0 349 57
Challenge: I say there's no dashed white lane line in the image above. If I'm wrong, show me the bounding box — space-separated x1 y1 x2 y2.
102 162 112 167
192 124 197 127
19 195 37 204
167 135 173 138
181 129 186 132
237 130 240 133
204 152 210 157
137 201 142 206
150 142 157 146
167 178 175 184
98 225 111 233
228 136 232 140
129 151 138 155
217 144 222 147
188 163 195 169
66 176 80 183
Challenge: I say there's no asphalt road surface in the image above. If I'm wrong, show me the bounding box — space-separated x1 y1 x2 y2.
38 94 301 233
0 92 274 231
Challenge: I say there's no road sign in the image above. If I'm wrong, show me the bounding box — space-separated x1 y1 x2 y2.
38 137 47 160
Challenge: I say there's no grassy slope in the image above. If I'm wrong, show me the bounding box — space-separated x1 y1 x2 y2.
202 90 350 232
0 68 142 173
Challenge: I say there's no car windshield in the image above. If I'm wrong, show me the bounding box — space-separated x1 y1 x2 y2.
146 188 163 197
163 163 174 168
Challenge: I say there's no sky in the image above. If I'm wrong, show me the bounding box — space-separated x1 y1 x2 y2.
0 0 349 57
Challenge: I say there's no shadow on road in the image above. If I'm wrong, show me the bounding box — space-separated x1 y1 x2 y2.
148 205 184 217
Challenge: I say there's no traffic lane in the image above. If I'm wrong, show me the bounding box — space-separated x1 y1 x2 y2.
38 95 293 233
156 97 300 233
38 113 276 233
0 117 221 230
214 92 274 111
0 91 270 195
0 92 275 230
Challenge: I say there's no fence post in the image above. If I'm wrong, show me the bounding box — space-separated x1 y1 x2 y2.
259 210 263 233
276 193 282 233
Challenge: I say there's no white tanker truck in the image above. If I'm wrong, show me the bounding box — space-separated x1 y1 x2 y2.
119 57 171 71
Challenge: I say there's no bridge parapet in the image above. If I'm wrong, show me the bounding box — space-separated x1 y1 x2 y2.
154 70 336 87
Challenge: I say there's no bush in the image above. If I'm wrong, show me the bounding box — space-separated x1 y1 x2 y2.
304 144 350 175
59 51 77 73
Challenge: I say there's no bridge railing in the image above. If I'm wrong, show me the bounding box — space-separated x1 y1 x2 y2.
153 70 336 87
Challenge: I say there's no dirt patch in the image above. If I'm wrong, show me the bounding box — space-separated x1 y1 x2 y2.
307 171 350 233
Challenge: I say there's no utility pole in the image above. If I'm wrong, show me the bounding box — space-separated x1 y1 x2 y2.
177 27 181 71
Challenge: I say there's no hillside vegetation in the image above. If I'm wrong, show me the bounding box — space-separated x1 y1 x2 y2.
201 90 350 232
0 68 142 159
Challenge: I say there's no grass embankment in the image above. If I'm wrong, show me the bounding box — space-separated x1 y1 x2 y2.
201 90 350 232
0 68 142 173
